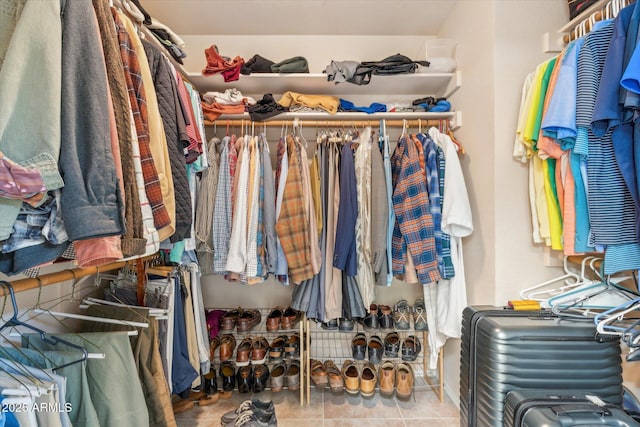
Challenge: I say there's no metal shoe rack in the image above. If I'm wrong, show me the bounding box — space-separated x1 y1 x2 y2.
302 318 444 404
211 308 306 406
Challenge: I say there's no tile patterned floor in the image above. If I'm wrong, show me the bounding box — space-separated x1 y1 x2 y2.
174 387 460 426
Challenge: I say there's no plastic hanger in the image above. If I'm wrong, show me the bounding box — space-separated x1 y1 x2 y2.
519 255 582 301
0 281 91 371
594 297 640 338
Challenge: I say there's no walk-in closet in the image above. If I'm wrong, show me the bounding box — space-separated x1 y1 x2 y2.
1 0 640 426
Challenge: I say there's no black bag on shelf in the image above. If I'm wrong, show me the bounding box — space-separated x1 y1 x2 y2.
568 0 599 20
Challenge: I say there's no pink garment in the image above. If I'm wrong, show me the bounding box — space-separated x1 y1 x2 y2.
73 235 123 268
0 153 47 206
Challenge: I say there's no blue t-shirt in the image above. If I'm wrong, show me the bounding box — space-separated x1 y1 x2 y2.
541 39 584 149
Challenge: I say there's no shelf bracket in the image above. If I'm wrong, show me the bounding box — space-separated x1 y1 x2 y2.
543 32 566 54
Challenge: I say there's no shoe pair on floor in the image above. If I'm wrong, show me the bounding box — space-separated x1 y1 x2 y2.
342 359 414 400
221 399 277 427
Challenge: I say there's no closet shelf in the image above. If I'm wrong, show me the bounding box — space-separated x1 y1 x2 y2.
187 71 462 99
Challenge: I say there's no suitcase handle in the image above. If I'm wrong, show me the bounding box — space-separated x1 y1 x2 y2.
551 403 612 417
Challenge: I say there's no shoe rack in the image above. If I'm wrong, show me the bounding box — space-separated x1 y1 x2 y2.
303 319 444 404
211 307 307 406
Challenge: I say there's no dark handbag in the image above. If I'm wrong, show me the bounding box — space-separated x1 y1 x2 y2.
567 0 599 20
360 54 430 75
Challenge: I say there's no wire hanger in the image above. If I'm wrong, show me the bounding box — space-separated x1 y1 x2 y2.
0 281 91 371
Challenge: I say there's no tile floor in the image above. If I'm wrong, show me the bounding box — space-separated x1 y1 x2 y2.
174 387 460 426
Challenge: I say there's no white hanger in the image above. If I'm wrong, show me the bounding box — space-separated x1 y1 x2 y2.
519 255 581 301
32 309 149 329
81 297 167 317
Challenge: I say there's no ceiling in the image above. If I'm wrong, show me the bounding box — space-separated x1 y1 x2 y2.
141 0 458 36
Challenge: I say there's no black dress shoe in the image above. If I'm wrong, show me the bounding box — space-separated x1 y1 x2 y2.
236 365 254 393
363 304 379 331
219 360 236 392
321 319 338 330
352 332 367 360
401 335 422 362
203 367 217 395
368 335 384 364
384 332 400 357
339 318 355 332
252 364 270 393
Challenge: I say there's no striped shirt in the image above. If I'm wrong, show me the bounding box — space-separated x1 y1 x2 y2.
391 136 441 284
577 21 637 246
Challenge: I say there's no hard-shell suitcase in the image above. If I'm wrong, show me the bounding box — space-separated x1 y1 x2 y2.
503 389 640 427
460 305 623 427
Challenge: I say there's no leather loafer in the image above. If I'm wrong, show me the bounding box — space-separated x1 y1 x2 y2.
219 334 236 362
339 318 355 332
395 362 414 400
367 335 384 364
285 360 300 391
270 362 286 392
236 337 252 366
352 333 367 360
203 368 217 395
363 303 379 331
360 361 377 397
237 309 261 333
284 333 300 359
268 335 288 362
281 307 301 330
236 365 253 393
310 359 328 388
252 364 270 393
384 332 400 358
379 360 395 397
325 359 343 393
266 306 284 332
219 360 236 392
321 319 338 330
342 359 359 395
250 337 270 364
378 305 395 331
401 335 422 362
221 308 240 332
209 336 219 361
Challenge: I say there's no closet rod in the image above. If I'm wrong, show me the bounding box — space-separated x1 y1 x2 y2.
2 255 157 296
207 119 449 128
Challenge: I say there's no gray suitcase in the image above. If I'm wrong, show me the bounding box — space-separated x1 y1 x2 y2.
503 389 640 427
460 305 623 427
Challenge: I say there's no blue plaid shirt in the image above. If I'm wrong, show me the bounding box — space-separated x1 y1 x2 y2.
418 133 455 279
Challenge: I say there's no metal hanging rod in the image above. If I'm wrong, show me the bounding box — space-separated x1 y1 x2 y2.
205 119 450 128
2 255 159 295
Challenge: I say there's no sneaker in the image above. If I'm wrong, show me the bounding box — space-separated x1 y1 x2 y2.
223 409 277 427
220 399 275 425
393 299 411 330
413 299 428 331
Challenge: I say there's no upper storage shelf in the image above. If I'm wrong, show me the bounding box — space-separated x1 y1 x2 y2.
186 71 462 99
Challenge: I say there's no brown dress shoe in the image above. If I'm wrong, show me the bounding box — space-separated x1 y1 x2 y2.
360 361 377 397
325 360 344 393
342 359 359 395
269 335 288 362
310 359 328 388
280 307 301 330
250 337 270 364
236 337 252 366
237 309 261 332
378 360 396 397
218 334 236 362
209 336 220 360
266 306 284 331
395 362 414 400
220 308 240 332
